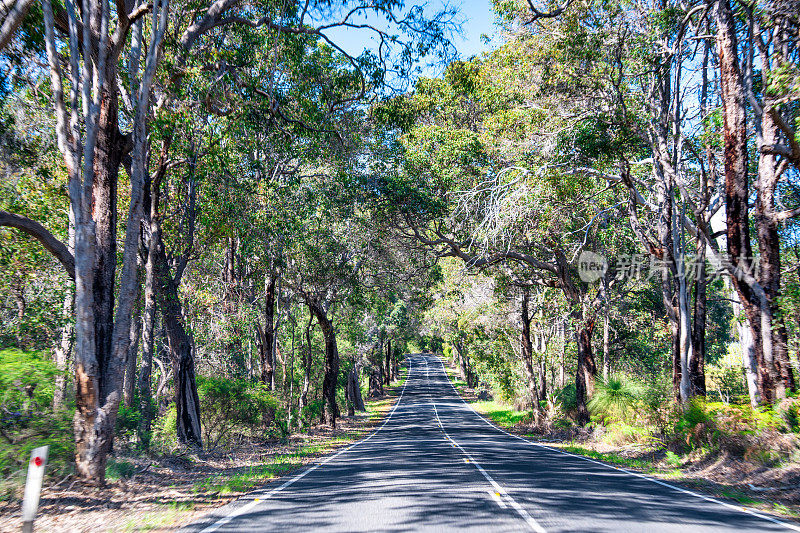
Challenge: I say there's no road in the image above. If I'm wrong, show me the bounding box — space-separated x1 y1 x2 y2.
186 353 799 532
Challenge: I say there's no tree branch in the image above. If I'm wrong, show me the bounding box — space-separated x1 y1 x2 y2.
0 211 75 278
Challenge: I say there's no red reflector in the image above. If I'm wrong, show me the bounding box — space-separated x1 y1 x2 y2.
33 457 42 467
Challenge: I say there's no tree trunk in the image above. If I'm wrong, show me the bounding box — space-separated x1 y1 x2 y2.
715 0 776 404
756 109 795 396
350 367 366 412
691 239 707 396
602 306 610 381
123 299 142 408
520 290 540 414
154 231 202 448
137 222 157 446
309 301 339 428
575 318 596 426
385 337 392 385
74 86 129 485
53 287 74 410
259 270 277 388
300 314 312 416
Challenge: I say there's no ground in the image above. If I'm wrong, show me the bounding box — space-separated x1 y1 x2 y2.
0 382 403 533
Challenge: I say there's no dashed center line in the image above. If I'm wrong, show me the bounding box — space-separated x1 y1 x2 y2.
423 359 547 533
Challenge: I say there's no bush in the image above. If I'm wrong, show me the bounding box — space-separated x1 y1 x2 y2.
197 376 281 449
777 397 800 433
0 349 73 501
151 405 178 453
116 402 140 437
106 458 136 480
554 383 577 412
0 408 74 501
0 348 62 414
588 375 643 423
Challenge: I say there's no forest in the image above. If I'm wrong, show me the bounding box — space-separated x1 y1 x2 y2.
1 0 800 528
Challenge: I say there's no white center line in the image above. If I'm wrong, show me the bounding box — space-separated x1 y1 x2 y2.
434 356 800 533
425 358 548 533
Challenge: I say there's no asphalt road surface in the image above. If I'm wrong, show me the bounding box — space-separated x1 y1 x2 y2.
185 353 800 532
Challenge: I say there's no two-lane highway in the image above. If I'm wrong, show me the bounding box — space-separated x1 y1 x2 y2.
186 354 799 532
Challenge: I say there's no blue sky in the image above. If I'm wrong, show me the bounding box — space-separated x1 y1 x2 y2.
318 1 501 81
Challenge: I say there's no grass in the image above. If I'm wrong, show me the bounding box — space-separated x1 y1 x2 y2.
555 444 662 473
472 400 532 427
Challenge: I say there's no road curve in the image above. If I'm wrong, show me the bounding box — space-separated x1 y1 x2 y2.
185 353 799 532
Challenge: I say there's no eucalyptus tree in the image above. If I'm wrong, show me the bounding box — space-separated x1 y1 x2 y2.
371 50 638 423
0 0 457 482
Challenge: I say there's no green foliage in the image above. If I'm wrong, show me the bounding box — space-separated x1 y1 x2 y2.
197 376 282 448
152 406 178 453
588 375 644 423
106 458 137 481
116 402 141 438
554 384 577 412
664 450 683 468
0 407 73 500
0 348 72 500
0 348 61 413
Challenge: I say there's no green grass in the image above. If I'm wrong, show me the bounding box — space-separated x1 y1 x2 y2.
717 487 760 506
557 444 659 472
472 400 532 427
106 458 137 481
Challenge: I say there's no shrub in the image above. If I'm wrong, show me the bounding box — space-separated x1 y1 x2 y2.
601 422 652 446
777 397 800 433
554 383 577 412
197 376 281 449
106 458 136 480
152 406 178 453
0 348 62 414
0 349 73 501
116 402 140 438
588 375 643 424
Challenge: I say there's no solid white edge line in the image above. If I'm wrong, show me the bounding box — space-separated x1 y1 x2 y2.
426 361 547 533
197 358 416 533
435 356 800 533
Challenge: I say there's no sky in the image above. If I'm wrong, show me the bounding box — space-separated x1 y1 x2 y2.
317 1 501 82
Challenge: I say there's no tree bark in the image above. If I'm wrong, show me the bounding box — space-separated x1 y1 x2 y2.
259 270 277 388
691 239 707 396
520 290 541 414
300 314 312 416
385 337 392 385
350 367 366 412
53 287 74 410
153 230 202 448
123 297 142 408
715 0 775 403
137 237 156 446
309 301 339 428
575 318 596 426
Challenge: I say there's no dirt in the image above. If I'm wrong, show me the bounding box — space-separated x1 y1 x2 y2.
0 395 398 533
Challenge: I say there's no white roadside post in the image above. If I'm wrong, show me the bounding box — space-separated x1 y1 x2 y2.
21 445 48 533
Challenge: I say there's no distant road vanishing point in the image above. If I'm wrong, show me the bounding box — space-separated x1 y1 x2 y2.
185 354 799 533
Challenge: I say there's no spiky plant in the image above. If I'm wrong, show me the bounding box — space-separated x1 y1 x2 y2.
588 375 643 423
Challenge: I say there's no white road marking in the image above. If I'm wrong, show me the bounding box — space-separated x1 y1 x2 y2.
489 489 508 508
197 361 416 533
426 360 548 533
434 356 800 533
